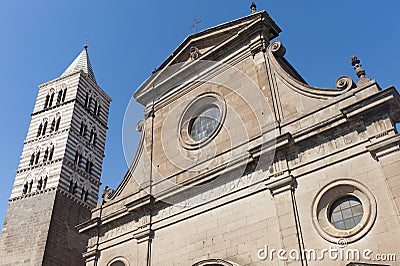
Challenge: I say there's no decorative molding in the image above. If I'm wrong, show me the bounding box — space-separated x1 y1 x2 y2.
367 134 400 160
133 228 154 244
265 174 295 196
82 249 101 262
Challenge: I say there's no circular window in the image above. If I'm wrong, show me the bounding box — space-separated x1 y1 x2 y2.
189 106 221 141
179 93 226 149
311 179 377 244
329 196 363 230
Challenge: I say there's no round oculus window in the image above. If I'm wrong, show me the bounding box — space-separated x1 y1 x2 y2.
189 106 221 141
329 196 363 230
311 179 377 244
179 93 226 149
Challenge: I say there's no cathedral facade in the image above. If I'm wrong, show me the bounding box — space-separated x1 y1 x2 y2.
78 5 400 266
1 3 400 266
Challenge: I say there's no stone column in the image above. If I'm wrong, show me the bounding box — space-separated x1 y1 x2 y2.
367 134 400 218
266 174 304 266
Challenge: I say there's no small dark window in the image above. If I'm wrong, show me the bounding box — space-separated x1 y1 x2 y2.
55 117 61 131
89 128 97 145
69 180 74 193
48 146 54 161
56 90 63 105
84 191 88 202
92 133 97 146
43 176 47 191
79 121 84 136
37 123 43 137
74 151 81 166
30 153 35 166
87 96 92 109
42 121 47 136
62 89 67 102
50 119 55 132
34 151 40 165
43 148 49 162
72 182 77 194
49 92 54 107
84 92 89 107
37 178 43 191
81 188 85 200
44 95 50 109
88 162 93 175
94 101 98 115
28 180 33 193
23 183 28 194
85 160 90 172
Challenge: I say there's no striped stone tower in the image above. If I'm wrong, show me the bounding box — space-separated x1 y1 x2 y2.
0 45 111 265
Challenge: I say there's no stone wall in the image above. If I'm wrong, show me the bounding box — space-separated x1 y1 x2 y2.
0 190 56 266
42 190 92 266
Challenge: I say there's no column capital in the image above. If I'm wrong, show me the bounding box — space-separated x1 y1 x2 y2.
265 174 295 196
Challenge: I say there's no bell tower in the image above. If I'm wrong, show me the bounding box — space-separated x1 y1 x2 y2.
0 45 111 265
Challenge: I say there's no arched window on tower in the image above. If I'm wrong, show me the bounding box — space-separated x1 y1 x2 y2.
89 128 97 145
41 121 47 136
55 116 61 131
56 90 63 105
34 150 41 165
72 182 77 195
48 145 54 161
85 155 94 175
81 187 85 200
84 92 89 107
84 190 89 202
44 94 50 110
74 151 81 166
62 88 67 102
79 121 85 136
89 161 93 175
37 123 43 137
69 179 74 193
87 96 92 109
23 182 28 194
43 176 47 191
85 158 90 172
43 147 49 162
92 132 97 146
50 118 56 133
97 105 101 117
30 153 35 166
37 178 43 191
49 92 54 107
94 99 101 116
28 180 33 193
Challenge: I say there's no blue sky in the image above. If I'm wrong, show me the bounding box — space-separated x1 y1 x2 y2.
0 1 399 230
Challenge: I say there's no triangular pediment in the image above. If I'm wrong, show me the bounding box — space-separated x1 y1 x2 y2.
158 11 280 69
135 11 281 105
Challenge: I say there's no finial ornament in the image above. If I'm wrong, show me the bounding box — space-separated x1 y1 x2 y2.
250 2 257 14
350 55 366 78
